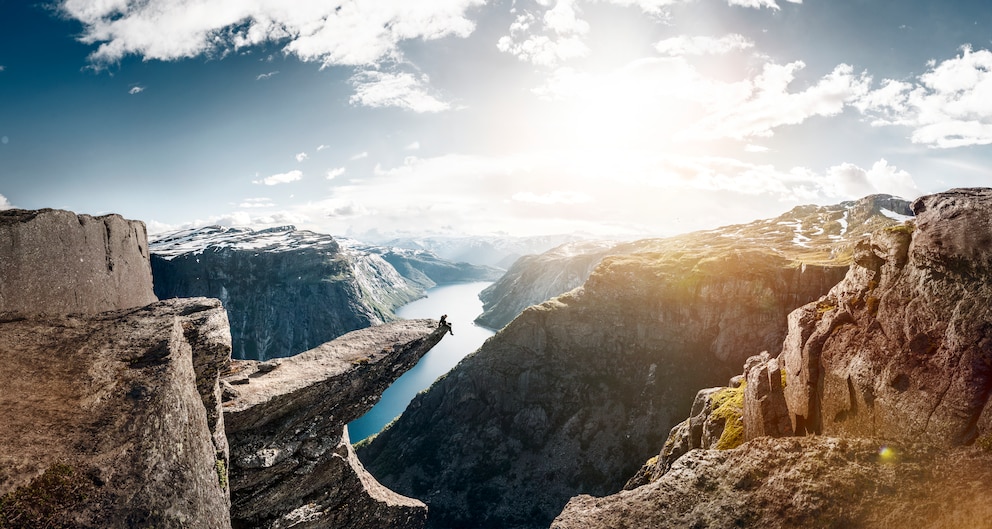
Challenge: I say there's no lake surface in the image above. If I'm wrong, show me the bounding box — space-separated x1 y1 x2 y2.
348 281 495 442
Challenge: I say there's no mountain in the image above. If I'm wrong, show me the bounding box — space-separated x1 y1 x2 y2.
150 225 482 361
474 195 914 331
554 188 992 528
358 195 914 528
337 238 504 289
374 234 584 268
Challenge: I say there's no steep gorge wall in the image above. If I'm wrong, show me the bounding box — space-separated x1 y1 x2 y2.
0 208 156 314
360 249 846 528
152 244 420 360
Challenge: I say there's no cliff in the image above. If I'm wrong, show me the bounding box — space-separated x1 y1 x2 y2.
554 189 992 528
150 226 423 360
358 195 912 528
223 319 450 529
0 298 232 528
0 208 156 314
474 240 618 330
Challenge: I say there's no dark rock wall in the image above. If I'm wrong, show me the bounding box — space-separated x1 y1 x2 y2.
0 208 156 314
360 250 846 529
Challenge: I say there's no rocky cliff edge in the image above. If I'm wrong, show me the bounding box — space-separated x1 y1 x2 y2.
223 319 450 529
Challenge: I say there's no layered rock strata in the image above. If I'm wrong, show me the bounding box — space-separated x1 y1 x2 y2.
0 208 156 314
223 319 449 529
0 298 232 528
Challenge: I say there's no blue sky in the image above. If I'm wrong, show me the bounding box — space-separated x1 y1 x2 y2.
1 0 991 238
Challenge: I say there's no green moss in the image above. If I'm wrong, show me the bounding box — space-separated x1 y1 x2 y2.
0 463 94 529
781 368 788 388
976 434 992 452
215 459 228 491
883 222 915 235
710 383 746 450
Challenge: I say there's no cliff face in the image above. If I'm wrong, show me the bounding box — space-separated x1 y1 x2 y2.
0 208 156 314
782 188 992 444
0 298 232 528
474 240 618 330
150 226 422 360
223 319 449 529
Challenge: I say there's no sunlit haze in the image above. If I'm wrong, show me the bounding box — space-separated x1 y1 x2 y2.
2 0 991 239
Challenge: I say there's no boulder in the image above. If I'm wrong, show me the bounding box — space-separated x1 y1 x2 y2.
0 298 231 528
223 319 448 529
743 351 793 441
0 208 156 314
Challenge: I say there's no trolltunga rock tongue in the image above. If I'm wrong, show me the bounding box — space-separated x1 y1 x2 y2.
0 208 157 314
222 318 449 529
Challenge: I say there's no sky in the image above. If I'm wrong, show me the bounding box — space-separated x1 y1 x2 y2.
1 0 992 239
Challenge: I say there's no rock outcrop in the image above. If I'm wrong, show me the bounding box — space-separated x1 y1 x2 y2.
0 298 232 528
150 226 423 360
474 240 618 330
553 436 992 529
223 319 449 529
0 208 156 314
782 188 992 445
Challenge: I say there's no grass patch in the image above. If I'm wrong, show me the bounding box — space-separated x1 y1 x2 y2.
883 222 915 235
0 463 95 529
976 434 992 452
710 383 746 450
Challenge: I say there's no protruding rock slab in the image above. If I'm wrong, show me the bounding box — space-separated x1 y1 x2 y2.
0 298 232 528
553 436 992 529
0 208 156 314
223 319 447 529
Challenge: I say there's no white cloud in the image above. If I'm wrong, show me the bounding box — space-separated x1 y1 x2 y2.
256 71 279 80
253 170 302 185
726 0 802 9
655 34 754 56
238 197 274 208
351 151 369 160
317 144 330 151
679 62 871 140
512 190 593 204
350 70 451 112
497 0 590 67
0 193 12 210
824 159 922 200
295 152 308 162
405 141 421 150
59 0 485 67
129 85 145 95
857 46 992 148
326 167 346 179
744 144 770 153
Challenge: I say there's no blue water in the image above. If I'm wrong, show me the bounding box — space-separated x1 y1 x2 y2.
348 281 495 442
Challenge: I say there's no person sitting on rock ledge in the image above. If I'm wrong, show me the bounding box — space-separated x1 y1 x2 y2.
439 314 454 336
